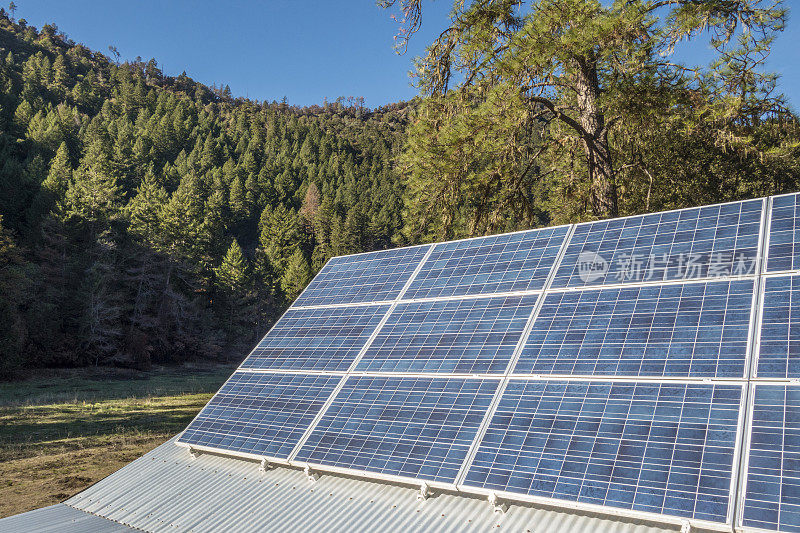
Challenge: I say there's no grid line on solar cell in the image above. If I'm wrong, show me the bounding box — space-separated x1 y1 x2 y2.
177 372 341 458
767 193 800 273
757 275 800 379
463 380 742 524
514 279 754 378
742 385 800 532
355 294 539 374
552 199 763 288
294 376 499 484
240 304 390 372
403 227 569 300
292 245 431 307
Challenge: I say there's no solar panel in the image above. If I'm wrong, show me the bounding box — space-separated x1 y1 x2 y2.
742 384 800 532
178 372 341 458
292 245 431 307
240 304 390 372
463 380 742 524
757 275 800 379
767 193 800 273
175 193 786 528
294 376 499 484
403 226 569 300
552 199 763 288
514 279 754 378
355 294 538 374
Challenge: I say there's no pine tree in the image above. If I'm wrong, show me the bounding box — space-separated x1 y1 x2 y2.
280 249 311 303
215 239 250 295
42 141 72 199
64 138 123 237
228 175 247 222
127 169 168 245
214 239 258 340
258 203 301 280
299 182 321 235
159 172 205 264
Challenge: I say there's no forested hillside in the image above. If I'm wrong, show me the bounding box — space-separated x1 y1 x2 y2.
2 1 800 380
0 12 410 377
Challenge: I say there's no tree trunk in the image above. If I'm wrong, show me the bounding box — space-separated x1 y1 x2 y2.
574 54 618 218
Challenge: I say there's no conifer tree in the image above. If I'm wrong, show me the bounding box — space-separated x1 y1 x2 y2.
257 203 302 288
64 138 122 237
281 249 311 303
127 169 168 245
214 239 258 339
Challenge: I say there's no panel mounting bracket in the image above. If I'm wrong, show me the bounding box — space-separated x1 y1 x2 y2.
680 520 691 533
188 447 201 460
417 482 432 501
304 465 319 483
259 458 273 473
487 492 508 514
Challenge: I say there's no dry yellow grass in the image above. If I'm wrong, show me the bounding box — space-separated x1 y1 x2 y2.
0 366 232 518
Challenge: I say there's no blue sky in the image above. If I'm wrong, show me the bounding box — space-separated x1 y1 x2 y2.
12 0 800 109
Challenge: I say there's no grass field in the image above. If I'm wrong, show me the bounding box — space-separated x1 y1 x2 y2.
0 364 235 519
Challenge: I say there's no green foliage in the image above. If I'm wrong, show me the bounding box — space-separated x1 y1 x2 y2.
0 13 408 372
384 0 799 238
281 249 312 303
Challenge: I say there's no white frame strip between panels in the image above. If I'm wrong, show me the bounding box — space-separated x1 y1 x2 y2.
286 244 437 462
452 224 577 487
732 196 771 529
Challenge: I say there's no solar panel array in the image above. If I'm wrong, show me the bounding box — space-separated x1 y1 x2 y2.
177 193 800 532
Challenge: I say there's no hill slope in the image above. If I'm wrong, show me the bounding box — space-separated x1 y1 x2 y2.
0 13 412 376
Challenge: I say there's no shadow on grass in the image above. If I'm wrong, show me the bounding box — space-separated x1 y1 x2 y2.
0 364 235 406
0 364 236 461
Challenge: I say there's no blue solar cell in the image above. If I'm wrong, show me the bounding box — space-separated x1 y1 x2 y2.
292 245 431 307
464 381 741 524
757 275 800 378
514 279 754 378
767 193 800 272
403 227 569 299
294 377 499 484
356 294 538 374
240 304 390 372
553 199 763 288
742 385 800 532
178 372 341 458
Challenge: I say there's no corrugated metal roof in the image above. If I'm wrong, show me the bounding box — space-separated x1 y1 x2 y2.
56 437 690 533
0 504 138 532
